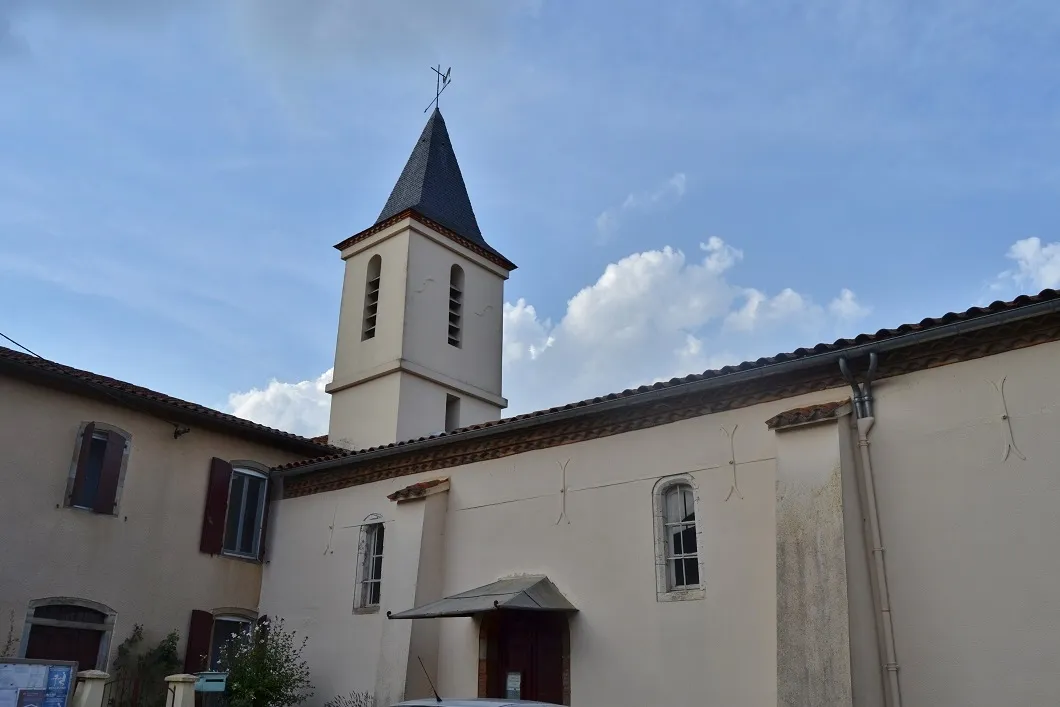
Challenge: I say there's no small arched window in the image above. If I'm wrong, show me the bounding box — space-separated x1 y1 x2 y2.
448 264 464 348
353 514 385 612
652 477 704 601
362 255 382 341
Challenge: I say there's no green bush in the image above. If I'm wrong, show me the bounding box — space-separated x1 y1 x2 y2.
110 625 182 707
218 617 313 707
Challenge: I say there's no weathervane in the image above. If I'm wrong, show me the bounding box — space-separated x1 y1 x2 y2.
424 65 452 113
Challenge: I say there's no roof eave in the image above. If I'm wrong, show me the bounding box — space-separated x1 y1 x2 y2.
0 356 335 457
334 208 517 272
276 292 1060 477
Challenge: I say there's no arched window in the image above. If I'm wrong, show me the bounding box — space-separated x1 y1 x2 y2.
353 513 385 612
652 477 705 601
448 264 464 348
21 598 117 671
362 255 382 341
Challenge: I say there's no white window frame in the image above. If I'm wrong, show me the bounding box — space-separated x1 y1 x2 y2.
652 475 705 602
353 514 385 613
222 467 268 559
209 613 254 670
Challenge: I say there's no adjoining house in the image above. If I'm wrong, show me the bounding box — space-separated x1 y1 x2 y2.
0 347 333 673
5 106 1060 707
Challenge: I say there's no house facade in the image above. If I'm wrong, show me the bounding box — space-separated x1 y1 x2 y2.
0 348 332 674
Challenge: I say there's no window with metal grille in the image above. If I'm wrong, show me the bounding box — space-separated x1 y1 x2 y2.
663 483 699 589
363 254 382 341
448 264 464 348
354 518 385 611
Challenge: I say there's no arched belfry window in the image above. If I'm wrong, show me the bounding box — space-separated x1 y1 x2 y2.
652 476 705 602
448 264 464 348
362 255 382 341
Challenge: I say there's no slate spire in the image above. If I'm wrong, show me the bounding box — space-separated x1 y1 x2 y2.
376 108 486 246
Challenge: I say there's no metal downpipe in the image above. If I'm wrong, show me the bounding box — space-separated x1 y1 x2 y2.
840 353 902 707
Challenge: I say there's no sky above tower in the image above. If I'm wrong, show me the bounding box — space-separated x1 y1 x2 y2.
2 1 1059 437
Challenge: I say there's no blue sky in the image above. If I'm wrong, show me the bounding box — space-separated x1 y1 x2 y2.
2 0 1059 437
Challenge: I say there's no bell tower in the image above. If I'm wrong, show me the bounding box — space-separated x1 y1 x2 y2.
325 108 516 450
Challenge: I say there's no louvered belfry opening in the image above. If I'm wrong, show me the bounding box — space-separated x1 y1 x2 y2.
362 254 382 341
448 264 464 347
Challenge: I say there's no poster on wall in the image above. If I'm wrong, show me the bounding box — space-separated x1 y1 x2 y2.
0 660 77 707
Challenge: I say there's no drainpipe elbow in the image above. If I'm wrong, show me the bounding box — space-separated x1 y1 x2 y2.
857 415 876 439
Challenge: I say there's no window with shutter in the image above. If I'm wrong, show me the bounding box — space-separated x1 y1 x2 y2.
67 423 131 515
199 459 271 561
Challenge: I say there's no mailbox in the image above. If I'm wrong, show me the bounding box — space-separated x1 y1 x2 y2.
194 672 228 693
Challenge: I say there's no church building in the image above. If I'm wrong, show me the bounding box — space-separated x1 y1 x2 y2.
257 107 1060 707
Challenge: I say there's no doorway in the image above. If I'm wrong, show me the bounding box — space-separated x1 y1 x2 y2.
479 612 570 705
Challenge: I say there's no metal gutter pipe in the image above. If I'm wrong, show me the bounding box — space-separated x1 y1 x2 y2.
279 295 1060 478
841 353 902 707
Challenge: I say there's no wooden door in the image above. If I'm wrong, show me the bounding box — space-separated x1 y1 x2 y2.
25 625 102 671
487 612 564 704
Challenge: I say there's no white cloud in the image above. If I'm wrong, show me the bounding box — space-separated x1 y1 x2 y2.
829 287 872 320
227 238 868 437
595 173 688 242
996 237 1060 291
227 368 333 438
501 237 862 413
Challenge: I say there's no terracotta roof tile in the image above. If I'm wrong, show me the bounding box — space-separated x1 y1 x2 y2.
765 401 848 430
275 288 1060 472
387 478 450 502
0 346 339 456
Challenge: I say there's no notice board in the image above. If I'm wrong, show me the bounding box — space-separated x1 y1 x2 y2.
0 660 77 707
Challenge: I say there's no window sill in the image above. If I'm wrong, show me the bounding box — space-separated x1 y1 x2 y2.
353 605 380 615
657 587 705 603
220 551 263 565
65 504 118 517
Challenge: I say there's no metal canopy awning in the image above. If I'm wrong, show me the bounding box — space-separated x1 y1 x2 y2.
387 575 577 620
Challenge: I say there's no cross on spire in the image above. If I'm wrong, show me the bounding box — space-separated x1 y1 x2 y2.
424 65 452 113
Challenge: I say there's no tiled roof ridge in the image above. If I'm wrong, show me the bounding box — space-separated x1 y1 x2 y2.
0 345 340 454
276 287 1060 472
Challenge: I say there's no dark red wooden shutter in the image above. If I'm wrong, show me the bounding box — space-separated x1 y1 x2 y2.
200 458 233 555
256 614 270 646
92 432 126 515
69 423 96 506
184 610 214 673
257 479 273 562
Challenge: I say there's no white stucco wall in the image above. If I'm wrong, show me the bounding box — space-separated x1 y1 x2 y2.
864 338 1060 707
328 227 411 447
0 375 304 669
327 221 508 449
262 387 851 707
402 231 506 399
775 420 852 706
